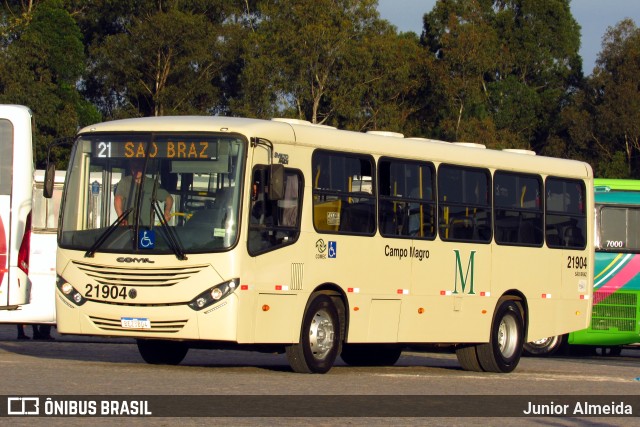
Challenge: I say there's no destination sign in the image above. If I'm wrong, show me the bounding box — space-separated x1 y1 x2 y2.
92 140 217 159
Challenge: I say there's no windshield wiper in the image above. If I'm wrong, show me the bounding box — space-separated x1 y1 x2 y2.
85 207 133 258
152 201 187 261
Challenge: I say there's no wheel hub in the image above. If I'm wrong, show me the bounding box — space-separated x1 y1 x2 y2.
309 309 335 360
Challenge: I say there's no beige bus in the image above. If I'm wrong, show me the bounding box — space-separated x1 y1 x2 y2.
50 116 594 373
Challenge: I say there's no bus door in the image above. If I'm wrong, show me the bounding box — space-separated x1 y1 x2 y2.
247 139 304 343
0 106 33 308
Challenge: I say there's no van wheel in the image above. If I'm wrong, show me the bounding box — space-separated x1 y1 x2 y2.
476 300 524 373
286 294 341 373
136 339 188 365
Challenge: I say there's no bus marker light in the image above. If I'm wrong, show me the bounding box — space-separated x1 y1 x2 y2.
481 310 487 314
440 290 452 296
542 293 552 299
240 285 249 291
347 287 360 293
275 285 289 291
418 308 424 314
262 305 269 311
480 291 491 297
397 289 409 295
580 295 589 300
354 307 359 311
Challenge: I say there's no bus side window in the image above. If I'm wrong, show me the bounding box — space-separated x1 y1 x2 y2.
494 171 543 247
248 167 303 255
545 177 586 249
438 164 491 243
312 150 375 235
378 157 436 240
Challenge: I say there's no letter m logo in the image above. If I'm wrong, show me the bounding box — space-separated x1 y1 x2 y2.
453 249 476 295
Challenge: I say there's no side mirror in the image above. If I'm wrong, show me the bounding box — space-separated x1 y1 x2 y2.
43 162 55 199
268 164 285 201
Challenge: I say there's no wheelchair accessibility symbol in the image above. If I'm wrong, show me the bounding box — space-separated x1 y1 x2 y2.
328 241 337 258
139 230 155 249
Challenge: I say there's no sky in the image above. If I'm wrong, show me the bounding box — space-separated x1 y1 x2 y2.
377 0 640 75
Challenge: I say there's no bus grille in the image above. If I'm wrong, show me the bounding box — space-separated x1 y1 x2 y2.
590 291 637 332
73 261 208 287
89 315 187 333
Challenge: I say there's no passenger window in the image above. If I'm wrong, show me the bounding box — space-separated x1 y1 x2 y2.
378 158 436 239
494 171 543 246
598 207 640 251
312 150 375 235
438 165 491 243
545 177 586 249
248 166 302 255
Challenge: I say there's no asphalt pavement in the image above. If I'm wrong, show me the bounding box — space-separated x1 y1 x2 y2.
0 322 134 344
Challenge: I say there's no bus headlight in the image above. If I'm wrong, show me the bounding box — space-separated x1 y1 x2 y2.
56 275 87 306
188 278 239 311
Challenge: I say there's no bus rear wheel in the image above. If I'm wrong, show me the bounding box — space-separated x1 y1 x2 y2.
476 300 524 373
341 344 403 366
286 294 342 374
455 344 483 372
136 339 188 365
523 334 564 356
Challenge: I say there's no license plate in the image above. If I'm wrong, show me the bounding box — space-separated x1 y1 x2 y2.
121 317 151 329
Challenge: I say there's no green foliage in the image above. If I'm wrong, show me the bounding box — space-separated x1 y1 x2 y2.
0 0 637 177
0 0 99 167
422 0 582 150
598 151 630 179
232 0 423 133
589 19 640 177
84 5 230 118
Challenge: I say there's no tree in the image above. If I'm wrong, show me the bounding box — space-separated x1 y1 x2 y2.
421 0 582 150
331 23 427 133
494 0 582 152
422 0 499 142
232 0 423 133
233 0 376 124
0 0 100 167
588 19 640 177
80 0 243 118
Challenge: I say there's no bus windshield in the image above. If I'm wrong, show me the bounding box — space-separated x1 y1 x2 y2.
59 133 246 255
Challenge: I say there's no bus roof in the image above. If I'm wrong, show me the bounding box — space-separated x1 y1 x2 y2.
78 116 593 179
594 178 640 192
595 190 640 204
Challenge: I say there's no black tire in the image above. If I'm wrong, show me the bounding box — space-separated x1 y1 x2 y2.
523 334 564 357
476 300 524 373
341 344 402 366
455 344 483 372
596 346 623 356
136 339 188 365
286 294 342 373
568 345 596 356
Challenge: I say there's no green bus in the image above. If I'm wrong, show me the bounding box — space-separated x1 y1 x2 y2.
525 178 640 355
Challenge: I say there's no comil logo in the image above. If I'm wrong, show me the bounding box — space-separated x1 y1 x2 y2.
116 257 155 264
7 397 40 415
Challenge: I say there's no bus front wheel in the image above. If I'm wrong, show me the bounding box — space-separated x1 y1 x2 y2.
286 294 342 373
476 300 524 373
136 339 188 365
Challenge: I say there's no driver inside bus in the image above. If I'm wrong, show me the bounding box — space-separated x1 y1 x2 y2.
114 159 173 226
